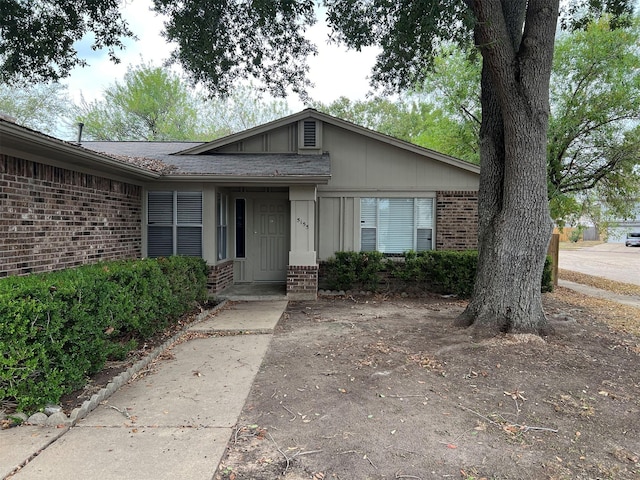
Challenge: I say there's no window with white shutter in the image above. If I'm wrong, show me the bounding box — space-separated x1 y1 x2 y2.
360 197 434 254
147 191 202 258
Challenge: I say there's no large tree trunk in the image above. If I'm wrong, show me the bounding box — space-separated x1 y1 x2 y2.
457 0 558 335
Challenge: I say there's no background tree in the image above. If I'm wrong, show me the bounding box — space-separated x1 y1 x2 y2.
0 81 71 135
409 15 640 226
198 83 291 137
75 64 292 141
75 63 201 141
547 16 640 223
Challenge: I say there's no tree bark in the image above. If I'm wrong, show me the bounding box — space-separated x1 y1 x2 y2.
456 0 558 335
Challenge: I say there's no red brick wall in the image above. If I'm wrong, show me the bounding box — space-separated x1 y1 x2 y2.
1 155 142 277
436 191 478 250
287 265 318 300
207 260 234 293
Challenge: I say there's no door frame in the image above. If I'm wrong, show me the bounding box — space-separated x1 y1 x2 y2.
231 191 290 283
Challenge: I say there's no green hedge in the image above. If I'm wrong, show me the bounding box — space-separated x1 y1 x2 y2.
323 250 554 297
0 257 208 412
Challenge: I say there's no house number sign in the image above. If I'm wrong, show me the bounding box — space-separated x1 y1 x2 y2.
296 217 309 230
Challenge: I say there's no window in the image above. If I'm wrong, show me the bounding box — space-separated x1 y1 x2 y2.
360 198 434 254
217 194 228 260
147 191 202 257
235 198 246 258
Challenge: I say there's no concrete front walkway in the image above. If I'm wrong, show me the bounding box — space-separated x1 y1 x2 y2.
1 300 287 480
558 280 640 309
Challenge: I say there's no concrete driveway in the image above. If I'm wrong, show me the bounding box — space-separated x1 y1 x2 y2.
558 243 640 286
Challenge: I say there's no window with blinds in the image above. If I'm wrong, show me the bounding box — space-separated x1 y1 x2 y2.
360 198 434 254
147 191 202 258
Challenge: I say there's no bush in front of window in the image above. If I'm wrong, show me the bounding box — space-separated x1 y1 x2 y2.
0 256 208 413
323 251 385 291
322 250 554 297
388 250 554 296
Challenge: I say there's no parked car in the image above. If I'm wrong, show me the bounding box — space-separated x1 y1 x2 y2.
625 232 640 247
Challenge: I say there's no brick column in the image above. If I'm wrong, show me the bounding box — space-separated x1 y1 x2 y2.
287 265 318 300
436 191 478 250
207 260 234 294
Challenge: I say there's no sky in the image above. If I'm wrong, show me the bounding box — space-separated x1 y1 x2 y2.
62 1 381 112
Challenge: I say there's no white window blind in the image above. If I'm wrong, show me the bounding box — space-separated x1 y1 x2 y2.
360 198 377 251
379 198 413 253
360 197 434 253
177 192 202 224
147 226 173 258
416 198 434 252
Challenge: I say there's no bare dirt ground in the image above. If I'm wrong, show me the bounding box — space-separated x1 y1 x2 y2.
216 286 640 480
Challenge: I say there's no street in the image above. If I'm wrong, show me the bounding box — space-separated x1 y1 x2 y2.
558 243 640 286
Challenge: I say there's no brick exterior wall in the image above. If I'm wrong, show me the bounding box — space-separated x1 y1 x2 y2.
287 265 318 300
1 154 142 277
436 191 478 250
207 260 234 293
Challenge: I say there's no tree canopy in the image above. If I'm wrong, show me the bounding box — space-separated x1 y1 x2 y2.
548 16 640 223
0 0 134 83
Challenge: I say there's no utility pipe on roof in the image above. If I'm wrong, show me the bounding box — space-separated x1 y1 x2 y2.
76 122 84 144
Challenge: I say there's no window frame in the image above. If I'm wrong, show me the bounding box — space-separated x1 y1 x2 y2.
217 193 228 261
235 198 246 258
147 190 203 258
360 197 434 254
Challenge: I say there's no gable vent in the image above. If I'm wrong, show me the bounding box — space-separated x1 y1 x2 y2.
303 120 317 147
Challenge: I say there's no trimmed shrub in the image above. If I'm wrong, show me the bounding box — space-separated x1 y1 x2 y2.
0 256 208 412
323 251 385 291
322 250 554 297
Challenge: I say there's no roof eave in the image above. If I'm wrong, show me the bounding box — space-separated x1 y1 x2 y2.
0 120 161 180
157 174 331 184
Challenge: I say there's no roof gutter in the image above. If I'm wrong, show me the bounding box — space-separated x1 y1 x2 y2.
158 174 332 184
0 120 161 180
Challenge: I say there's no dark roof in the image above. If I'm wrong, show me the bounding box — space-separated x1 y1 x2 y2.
83 141 204 157
159 153 330 176
82 141 330 179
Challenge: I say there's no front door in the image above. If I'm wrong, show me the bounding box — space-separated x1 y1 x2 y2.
252 199 289 281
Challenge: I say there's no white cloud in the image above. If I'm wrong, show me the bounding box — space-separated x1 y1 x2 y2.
62 0 379 110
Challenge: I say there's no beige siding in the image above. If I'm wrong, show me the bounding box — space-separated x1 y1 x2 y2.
317 196 359 260
319 124 479 192
216 125 296 153
316 123 478 260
